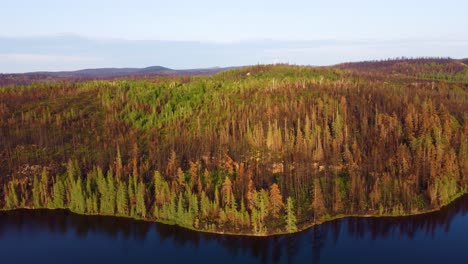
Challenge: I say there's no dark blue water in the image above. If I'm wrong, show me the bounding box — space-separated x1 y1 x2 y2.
1 195 467 264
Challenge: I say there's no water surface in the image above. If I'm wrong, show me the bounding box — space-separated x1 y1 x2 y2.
1 195 467 263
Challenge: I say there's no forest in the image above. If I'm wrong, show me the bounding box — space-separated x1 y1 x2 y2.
0 58 467 235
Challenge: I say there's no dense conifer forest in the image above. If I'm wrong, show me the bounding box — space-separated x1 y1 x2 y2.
1 58 467 235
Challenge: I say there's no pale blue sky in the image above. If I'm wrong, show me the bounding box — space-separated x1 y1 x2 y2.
1 0 467 72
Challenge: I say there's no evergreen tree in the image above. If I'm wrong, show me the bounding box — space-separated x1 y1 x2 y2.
128 176 136 216
168 193 177 221
259 189 269 219
40 168 48 206
66 159 78 185
190 192 199 215
251 190 267 234
154 171 169 206
32 175 41 208
200 191 210 218
5 182 19 209
52 177 65 208
85 176 94 213
285 197 298 233
177 193 184 224
96 167 112 214
106 170 116 214
70 178 85 213
135 181 147 218
116 180 129 215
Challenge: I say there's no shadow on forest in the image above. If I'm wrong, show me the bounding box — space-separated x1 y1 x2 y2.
0 194 467 263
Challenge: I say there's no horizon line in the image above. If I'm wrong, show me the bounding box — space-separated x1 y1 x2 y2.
1 56 466 75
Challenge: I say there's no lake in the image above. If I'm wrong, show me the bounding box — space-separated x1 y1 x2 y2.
0 195 467 263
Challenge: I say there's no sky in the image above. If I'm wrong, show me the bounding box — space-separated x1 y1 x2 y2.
0 0 467 73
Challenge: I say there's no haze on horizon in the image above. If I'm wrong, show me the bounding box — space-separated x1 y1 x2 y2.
1 0 467 73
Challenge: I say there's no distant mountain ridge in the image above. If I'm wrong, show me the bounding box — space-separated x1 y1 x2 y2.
0 66 233 86
1 58 466 87
26 65 229 78
35 65 173 78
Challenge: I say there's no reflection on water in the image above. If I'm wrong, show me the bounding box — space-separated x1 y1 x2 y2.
0 195 467 263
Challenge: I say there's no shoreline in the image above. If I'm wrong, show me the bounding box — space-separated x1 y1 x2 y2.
1 191 466 237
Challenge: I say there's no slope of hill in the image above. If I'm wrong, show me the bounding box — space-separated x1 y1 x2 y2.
338 58 468 83
0 60 466 235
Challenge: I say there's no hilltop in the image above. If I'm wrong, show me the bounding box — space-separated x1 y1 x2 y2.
338 57 468 82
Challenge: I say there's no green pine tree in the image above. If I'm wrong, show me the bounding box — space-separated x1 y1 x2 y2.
135 181 146 218
168 193 177 221
52 177 65 208
285 197 298 233
177 193 184 224
40 168 49 206
32 175 41 208
5 182 19 209
70 178 85 213
200 191 210 218
116 180 129 215
96 167 110 214
106 170 116 214
128 179 136 217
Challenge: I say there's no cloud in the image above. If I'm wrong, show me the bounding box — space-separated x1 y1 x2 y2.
0 35 466 73
0 52 105 73
258 39 468 65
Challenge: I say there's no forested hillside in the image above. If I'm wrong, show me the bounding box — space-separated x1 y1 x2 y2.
1 59 467 235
